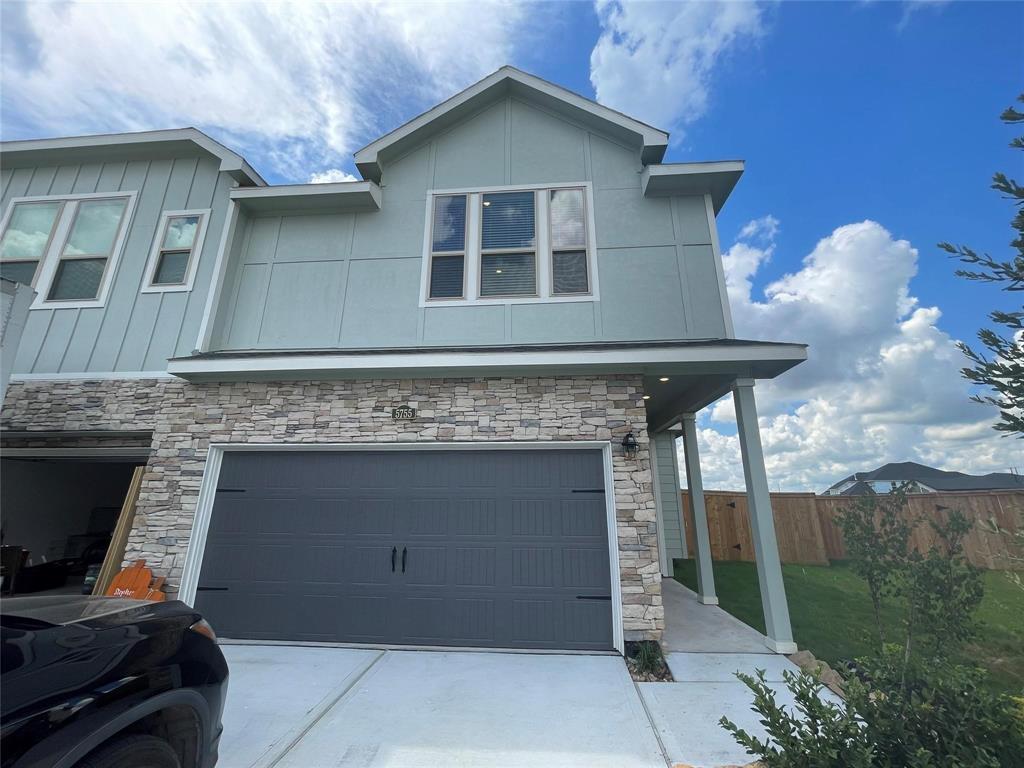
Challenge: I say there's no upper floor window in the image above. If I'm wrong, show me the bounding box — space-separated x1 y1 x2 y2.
423 183 596 305
0 192 136 307
142 209 210 293
428 195 466 299
0 201 63 287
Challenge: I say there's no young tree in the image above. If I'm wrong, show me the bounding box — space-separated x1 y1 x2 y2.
938 94 1023 437
833 486 912 649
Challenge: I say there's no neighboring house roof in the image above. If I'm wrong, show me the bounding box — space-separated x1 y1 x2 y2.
0 127 266 187
823 461 1024 495
353 65 671 183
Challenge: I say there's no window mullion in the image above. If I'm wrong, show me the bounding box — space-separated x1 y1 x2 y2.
537 189 551 298
34 201 79 300
467 193 481 301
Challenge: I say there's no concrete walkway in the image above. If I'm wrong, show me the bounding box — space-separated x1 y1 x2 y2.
637 579 842 768
219 644 666 768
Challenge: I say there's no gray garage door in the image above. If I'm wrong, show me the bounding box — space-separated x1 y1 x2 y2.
194 449 613 650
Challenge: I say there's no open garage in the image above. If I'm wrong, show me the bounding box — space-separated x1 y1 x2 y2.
1 457 145 595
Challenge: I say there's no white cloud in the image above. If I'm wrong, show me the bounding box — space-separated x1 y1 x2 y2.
680 217 1024 492
589 0 765 137
897 0 952 30
308 169 359 184
0 1 532 181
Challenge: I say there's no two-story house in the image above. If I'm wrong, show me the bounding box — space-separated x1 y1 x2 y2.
0 67 805 654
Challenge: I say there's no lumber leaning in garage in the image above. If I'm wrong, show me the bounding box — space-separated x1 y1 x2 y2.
92 466 145 596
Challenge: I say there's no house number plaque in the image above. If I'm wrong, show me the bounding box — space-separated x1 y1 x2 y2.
391 406 417 420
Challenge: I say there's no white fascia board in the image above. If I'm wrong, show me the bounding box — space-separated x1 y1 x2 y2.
0 128 266 187
354 66 669 181
229 181 381 212
641 161 744 213
167 343 807 381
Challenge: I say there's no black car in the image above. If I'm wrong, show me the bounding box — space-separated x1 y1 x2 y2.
1 596 228 768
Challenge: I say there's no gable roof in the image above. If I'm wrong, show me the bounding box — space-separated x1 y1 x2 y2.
354 66 670 182
0 127 265 187
826 461 1024 494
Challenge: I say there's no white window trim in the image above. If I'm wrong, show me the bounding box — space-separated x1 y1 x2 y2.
141 208 211 294
418 181 600 307
0 191 139 309
424 196 468 301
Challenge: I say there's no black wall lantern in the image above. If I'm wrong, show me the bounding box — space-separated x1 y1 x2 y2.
621 429 639 459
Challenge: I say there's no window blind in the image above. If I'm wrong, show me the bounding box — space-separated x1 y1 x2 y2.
480 252 535 296
429 253 465 298
482 192 535 250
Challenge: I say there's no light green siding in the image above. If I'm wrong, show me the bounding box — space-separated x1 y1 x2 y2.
211 94 730 352
1 153 236 374
654 431 686 561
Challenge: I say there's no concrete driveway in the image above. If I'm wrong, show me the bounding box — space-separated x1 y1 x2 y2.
217 644 667 768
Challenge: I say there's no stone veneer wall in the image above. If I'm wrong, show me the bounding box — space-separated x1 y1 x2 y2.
1 375 664 640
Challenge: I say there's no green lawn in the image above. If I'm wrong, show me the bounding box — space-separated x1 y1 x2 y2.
673 558 1024 695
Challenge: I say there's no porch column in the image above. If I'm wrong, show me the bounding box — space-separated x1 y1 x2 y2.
680 414 717 605
732 378 796 653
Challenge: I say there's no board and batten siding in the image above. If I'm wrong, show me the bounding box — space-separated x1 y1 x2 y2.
0 155 234 375
653 431 687 563
213 95 729 352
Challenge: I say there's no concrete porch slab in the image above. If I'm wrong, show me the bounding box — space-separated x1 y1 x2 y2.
219 644 383 767
662 578 770 653
666 651 800 682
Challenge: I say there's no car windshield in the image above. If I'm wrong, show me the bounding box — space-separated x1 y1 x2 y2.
0 596 152 626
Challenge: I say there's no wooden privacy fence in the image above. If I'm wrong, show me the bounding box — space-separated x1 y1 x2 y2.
680 489 1024 570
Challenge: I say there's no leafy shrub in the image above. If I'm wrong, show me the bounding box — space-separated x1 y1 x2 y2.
721 668 874 768
725 654 1024 768
847 651 1024 768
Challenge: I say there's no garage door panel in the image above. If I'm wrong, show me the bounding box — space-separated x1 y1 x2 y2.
561 500 607 537
344 545 395 585
451 499 497 536
405 499 449 536
564 600 612 644
512 547 554 587
347 499 396 536
339 596 391 641
396 596 449 641
511 500 560 537
562 548 611 588
453 598 495 643
454 547 496 586
195 449 613 650
512 600 557 643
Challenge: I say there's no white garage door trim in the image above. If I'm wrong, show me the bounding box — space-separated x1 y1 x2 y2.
179 441 624 653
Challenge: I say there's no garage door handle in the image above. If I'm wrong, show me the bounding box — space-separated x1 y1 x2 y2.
391 546 397 572
401 546 407 573
575 595 611 601
196 586 229 592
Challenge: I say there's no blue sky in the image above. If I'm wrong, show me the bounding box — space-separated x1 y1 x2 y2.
2 0 1020 489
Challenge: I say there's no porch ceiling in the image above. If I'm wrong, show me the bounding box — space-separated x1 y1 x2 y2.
641 373 739 433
